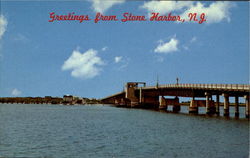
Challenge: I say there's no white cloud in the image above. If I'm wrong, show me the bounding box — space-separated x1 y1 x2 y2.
114 56 122 63
62 48 104 79
154 38 179 54
181 2 233 24
113 57 129 71
90 0 125 13
141 1 193 15
101 46 108 51
141 1 234 24
11 88 22 96
0 15 8 40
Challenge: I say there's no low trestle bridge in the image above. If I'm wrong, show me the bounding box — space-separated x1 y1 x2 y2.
101 82 250 118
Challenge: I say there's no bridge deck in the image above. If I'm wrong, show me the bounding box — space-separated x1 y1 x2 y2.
101 84 249 101
101 91 125 100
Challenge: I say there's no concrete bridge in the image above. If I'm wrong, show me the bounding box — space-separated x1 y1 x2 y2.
101 82 250 118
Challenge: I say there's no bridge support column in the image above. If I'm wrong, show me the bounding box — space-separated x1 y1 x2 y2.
172 97 180 113
114 98 119 105
130 98 140 108
235 96 239 117
205 93 210 114
223 93 229 117
159 96 167 110
120 98 127 107
189 99 198 114
114 98 126 107
139 87 144 104
244 95 250 118
205 92 215 115
215 94 220 115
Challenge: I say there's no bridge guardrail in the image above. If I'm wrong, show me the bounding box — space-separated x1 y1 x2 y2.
142 84 250 91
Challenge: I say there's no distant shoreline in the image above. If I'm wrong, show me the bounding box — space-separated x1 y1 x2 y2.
0 96 101 105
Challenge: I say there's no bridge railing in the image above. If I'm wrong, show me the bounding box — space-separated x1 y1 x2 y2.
143 84 250 91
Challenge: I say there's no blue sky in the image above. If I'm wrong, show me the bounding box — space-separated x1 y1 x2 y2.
0 1 249 98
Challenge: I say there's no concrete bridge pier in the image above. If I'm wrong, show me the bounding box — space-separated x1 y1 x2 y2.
205 92 215 115
114 98 119 105
244 95 250 118
234 96 239 117
172 97 180 113
223 93 229 117
215 94 220 115
205 93 210 114
130 98 140 108
189 99 198 114
159 96 167 110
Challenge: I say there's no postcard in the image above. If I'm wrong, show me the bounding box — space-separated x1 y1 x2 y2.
0 1 249 157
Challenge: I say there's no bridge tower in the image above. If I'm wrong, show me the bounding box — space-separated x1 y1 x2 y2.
125 82 145 108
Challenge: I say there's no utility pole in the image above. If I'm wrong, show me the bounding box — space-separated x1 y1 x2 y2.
156 75 159 88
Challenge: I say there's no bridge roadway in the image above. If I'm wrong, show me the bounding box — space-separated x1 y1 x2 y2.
101 82 250 118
